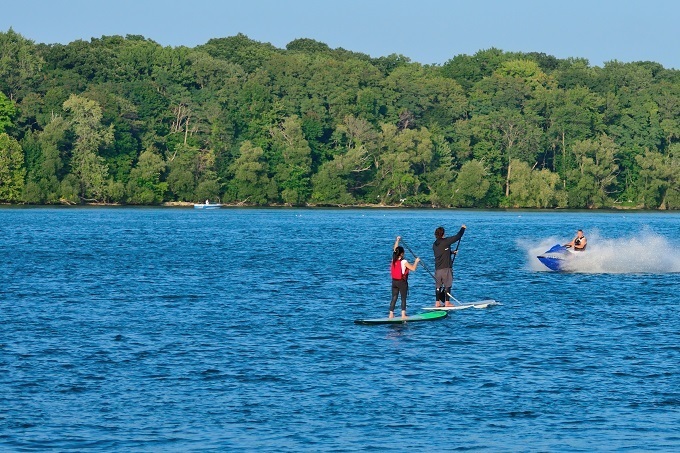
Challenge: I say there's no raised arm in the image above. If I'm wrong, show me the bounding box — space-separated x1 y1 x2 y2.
404 257 420 271
393 235 401 251
444 225 467 246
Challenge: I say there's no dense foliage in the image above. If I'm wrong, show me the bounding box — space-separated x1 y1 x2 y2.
1 29 679 208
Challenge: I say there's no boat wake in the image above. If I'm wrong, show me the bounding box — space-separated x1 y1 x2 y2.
525 231 680 273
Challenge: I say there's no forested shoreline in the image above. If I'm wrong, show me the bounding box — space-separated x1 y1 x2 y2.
1 29 678 209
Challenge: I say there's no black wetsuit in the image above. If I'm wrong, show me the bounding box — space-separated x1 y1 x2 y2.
432 227 466 301
433 227 466 270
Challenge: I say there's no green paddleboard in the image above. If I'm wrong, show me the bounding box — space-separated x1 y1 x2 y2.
354 310 448 325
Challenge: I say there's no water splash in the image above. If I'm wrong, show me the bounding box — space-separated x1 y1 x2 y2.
525 231 680 273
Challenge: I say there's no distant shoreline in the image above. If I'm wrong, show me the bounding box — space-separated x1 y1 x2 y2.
1 201 673 211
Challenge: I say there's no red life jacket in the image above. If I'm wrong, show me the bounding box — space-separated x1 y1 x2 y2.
391 259 409 280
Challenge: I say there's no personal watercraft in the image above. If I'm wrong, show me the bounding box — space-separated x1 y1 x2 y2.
537 244 574 271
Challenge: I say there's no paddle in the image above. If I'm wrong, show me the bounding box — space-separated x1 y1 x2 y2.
451 236 462 267
401 238 435 280
445 236 463 305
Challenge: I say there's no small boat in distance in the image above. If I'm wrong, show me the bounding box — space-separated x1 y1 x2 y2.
193 200 222 209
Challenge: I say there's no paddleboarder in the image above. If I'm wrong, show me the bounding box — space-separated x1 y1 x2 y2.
564 229 587 251
390 236 420 319
433 225 466 307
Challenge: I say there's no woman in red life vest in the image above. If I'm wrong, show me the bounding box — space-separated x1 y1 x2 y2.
389 236 420 319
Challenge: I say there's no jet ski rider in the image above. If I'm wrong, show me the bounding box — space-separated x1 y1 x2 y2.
564 229 587 251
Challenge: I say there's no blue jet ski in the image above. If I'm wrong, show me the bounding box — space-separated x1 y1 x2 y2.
537 244 573 271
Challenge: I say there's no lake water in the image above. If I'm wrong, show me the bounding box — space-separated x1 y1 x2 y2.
1 207 679 451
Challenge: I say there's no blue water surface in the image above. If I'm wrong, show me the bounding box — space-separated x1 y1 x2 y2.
1 207 679 451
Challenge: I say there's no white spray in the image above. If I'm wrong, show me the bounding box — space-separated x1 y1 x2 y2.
525 230 680 273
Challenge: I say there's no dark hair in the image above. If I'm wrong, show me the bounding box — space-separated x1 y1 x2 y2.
435 226 445 238
393 246 404 263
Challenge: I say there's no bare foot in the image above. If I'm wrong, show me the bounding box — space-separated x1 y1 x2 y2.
435 301 442 307
388 311 394 319
401 311 407 319
445 302 454 307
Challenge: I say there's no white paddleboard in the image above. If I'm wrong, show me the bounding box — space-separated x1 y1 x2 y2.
422 300 500 311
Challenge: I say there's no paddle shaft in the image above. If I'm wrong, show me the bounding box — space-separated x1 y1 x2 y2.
401 239 435 280
446 237 463 303
451 237 462 268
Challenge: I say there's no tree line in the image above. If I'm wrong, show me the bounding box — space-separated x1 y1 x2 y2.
1 29 679 209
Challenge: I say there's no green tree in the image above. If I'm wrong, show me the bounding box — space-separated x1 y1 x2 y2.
310 159 355 205
0 91 16 132
60 174 80 204
199 33 280 73
311 115 379 204
372 124 436 205
607 90 665 201
441 48 511 91
507 159 563 208
1 29 679 209
62 94 114 201
126 148 167 204
166 144 198 201
483 109 542 198
271 115 312 204
383 64 467 131
453 160 490 207
286 38 332 54
567 135 619 208
194 149 221 202
228 140 274 205
0 132 25 201
23 115 69 203
300 56 382 128
420 132 456 207
635 146 680 209
234 69 277 147
495 59 556 91
542 86 605 180
0 29 44 100
554 58 597 90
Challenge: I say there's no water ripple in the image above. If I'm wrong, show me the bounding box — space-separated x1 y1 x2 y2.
1 208 679 451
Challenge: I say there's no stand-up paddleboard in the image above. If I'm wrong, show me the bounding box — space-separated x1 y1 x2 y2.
354 310 448 325
422 299 500 311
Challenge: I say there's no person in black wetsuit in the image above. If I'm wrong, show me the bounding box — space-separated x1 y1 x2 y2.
564 229 587 251
432 225 466 307
389 236 420 319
